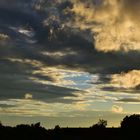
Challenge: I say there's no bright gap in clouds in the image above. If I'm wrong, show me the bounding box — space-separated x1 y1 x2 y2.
0 65 140 127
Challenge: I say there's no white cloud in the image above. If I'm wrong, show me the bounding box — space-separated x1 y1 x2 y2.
111 70 140 89
70 0 140 52
25 93 33 100
112 105 123 113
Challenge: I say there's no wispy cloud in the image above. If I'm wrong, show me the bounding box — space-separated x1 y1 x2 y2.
0 99 91 117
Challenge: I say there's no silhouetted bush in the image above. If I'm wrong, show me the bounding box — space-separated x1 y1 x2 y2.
54 125 61 130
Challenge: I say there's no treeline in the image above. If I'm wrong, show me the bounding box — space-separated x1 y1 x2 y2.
0 114 140 140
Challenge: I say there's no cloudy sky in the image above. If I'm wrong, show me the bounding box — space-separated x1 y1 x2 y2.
0 0 140 128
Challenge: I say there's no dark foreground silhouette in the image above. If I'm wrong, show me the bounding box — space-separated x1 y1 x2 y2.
0 114 140 140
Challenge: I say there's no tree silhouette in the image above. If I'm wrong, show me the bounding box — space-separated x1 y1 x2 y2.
91 119 107 128
121 114 140 128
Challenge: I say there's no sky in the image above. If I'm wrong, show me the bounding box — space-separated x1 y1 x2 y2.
0 0 140 128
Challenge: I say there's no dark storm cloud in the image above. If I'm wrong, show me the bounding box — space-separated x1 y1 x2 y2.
101 86 140 94
0 73 79 103
31 0 140 74
0 0 140 105
0 104 16 108
0 0 33 9
118 98 140 103
39 31 140 74
2 19 139 75
0 57 81 103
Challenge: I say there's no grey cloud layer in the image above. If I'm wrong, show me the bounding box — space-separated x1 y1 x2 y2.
0 0 140 107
